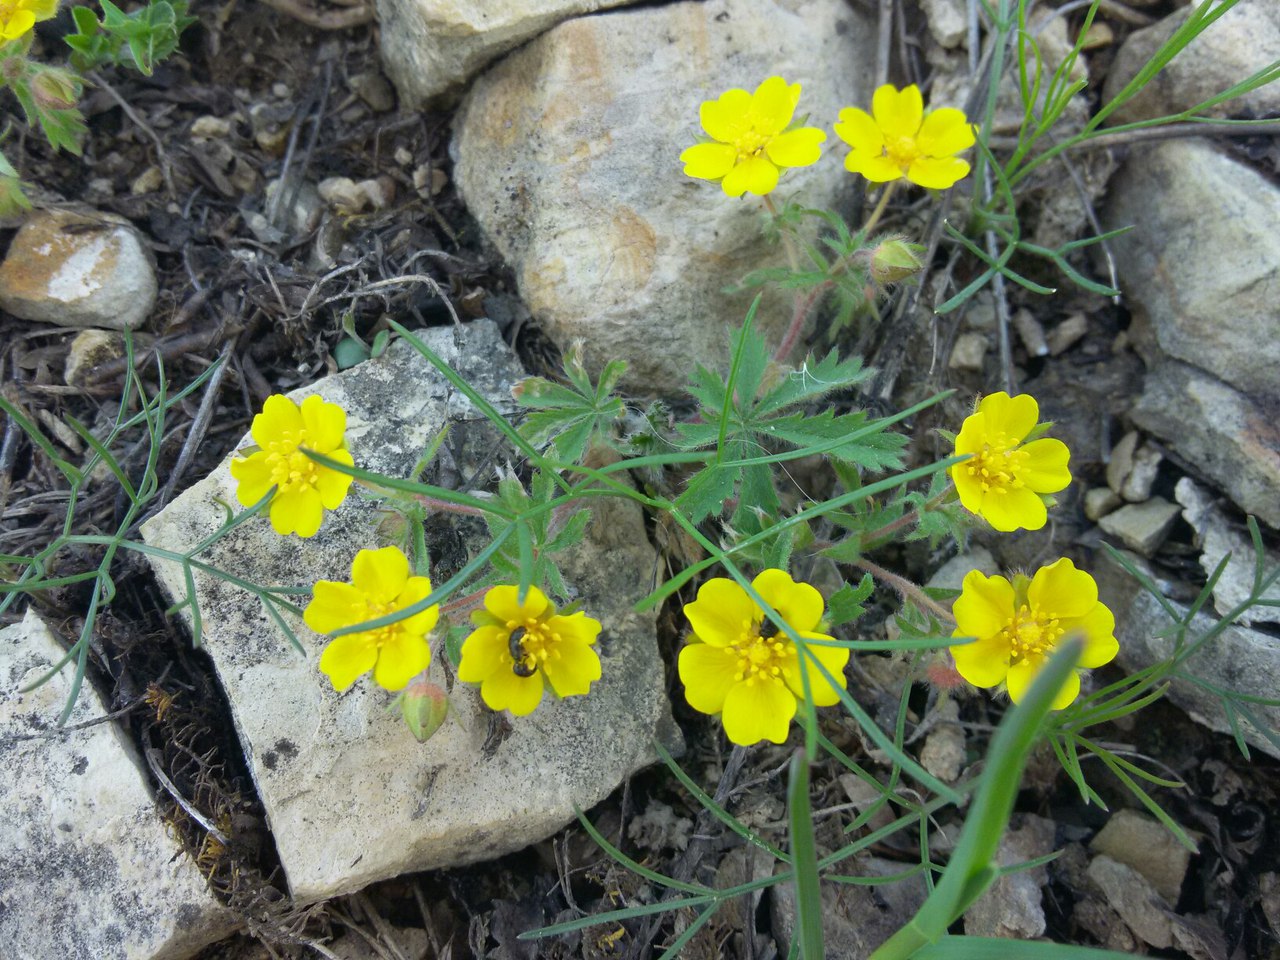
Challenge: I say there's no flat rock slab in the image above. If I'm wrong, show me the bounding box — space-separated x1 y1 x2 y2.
141 321 676 902
0 610 236 960
453 0 875 395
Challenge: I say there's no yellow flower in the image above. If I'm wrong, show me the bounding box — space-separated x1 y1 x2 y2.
950 559 1118 710
950 391 1070 532
230 394 355 538
678 569 850 746
304 546 439 692
834 84 975 189
0 0 58 42
457 585 602 716
680 76 827 198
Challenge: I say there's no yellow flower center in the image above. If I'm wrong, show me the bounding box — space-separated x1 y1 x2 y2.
359 599 401 651
883 134 921 173
1003 603 1064 666
733 128 770 162
263 433 322 493
728 618 790 689
962 431 1029 497
507 617 558 677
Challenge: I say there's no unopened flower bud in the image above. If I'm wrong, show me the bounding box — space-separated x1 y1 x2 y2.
399 679 450 743
870 237 925 286
31 69 80 111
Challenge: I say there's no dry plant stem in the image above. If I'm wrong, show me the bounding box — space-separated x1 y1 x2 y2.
440 587 487 616
853 555 954 623
90 72 177 198
862 180 897 236
256 0 374 29
410 493 487 517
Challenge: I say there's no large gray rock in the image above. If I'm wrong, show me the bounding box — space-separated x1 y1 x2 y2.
1105 140 1280 404
452 0 875 395
964 814 1056 939
1103 0 1280 123
0 209 157 331
141 321 677 902
1131 359 1280 529
0 610 236 960
1096 551 1280 760
378 0 638 107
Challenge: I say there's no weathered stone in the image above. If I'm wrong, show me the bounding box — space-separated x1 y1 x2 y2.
922 0 966 48
63 329 124 386
141 321 677 902
1092 809 1193 903
1120 442 1162 502
379 0 639 107
1105 430 1139 497
1131 359 1280 529
1047 312 1088 356
452 0 875 395
1096 550 1280 759
0 610 235 959
1105 140 1280 404
919 699 966 782
1087 855 1173 949
1175 477 1280 627
1103 0 1280 124
1083 486 1121 522
0 209 157 331
949 331 988 372
927 547 997 593
965 814 1056 939
1098 497 1180 556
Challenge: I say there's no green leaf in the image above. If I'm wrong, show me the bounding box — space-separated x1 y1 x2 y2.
788 750 824 960
828 574 875 626
674 464 734 524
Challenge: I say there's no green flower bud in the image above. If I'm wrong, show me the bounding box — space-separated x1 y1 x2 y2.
870 236 925 286
399 679 450 743
31 69 80 111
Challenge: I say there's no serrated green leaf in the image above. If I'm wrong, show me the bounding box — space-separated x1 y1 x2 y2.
675 465 735 524
828 574 875 626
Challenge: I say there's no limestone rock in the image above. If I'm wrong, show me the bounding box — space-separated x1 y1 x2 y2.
452 0 875 395
0 209 157 331
1103 0 1280 124
1098 497 1180 556
1084 486 1121 522
1087 855 1173 949
1091 809 1192 903
964 814 1056 939
1096 550 1280 759
1105 140 1280 404
141 321 677 902
63 329 124 386
1131 359 1280 529
922 0 966 48
0 610 236 959
378 0 639 107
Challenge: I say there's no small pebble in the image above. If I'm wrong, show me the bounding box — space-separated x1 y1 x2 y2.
1048 312 1088 355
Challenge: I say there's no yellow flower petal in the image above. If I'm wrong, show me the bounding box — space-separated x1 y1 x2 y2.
699 87 752 142
299 394 347 452
721 155 779 197
680 142 738 181
29 0 59 20
270 485 324 537
372 632 430 691
319 634 378 692
873 84 923 140
253 394 302 448
782 634 849 706
484 584 548 625
1006 659 1080 709
976 391 1039 443
480 668 545 716
753 568 825 634
906 156 971 190
916 108 976 157
1028 558 1097 619
351 546 409 604
951 633 1012 688
315 451 356 508
546 611 601 648
230 452 274 506
845 152 903 183
1069 603 1119 669
678 641 740 715
722 679 795 746
543 640 601 698
765 127 825 168
833 107 884 153
1019 438 1071 493
304 580 366 634
980 485 1048 532
685 578 757 647
457 625 509 682
395 575 440 637
2 10 35 39
952 570 1015 639
749 76 800 136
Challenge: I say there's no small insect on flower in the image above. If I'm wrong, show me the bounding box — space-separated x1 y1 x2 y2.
0 0 57 42
834 84 976 189
304 546 439 692
950 558 1118 710
680 76 827 198
950 391 1071 532
230 393 355 538
457 585 602 716
678 569 850 747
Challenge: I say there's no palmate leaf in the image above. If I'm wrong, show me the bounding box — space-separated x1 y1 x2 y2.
515 350 627 464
